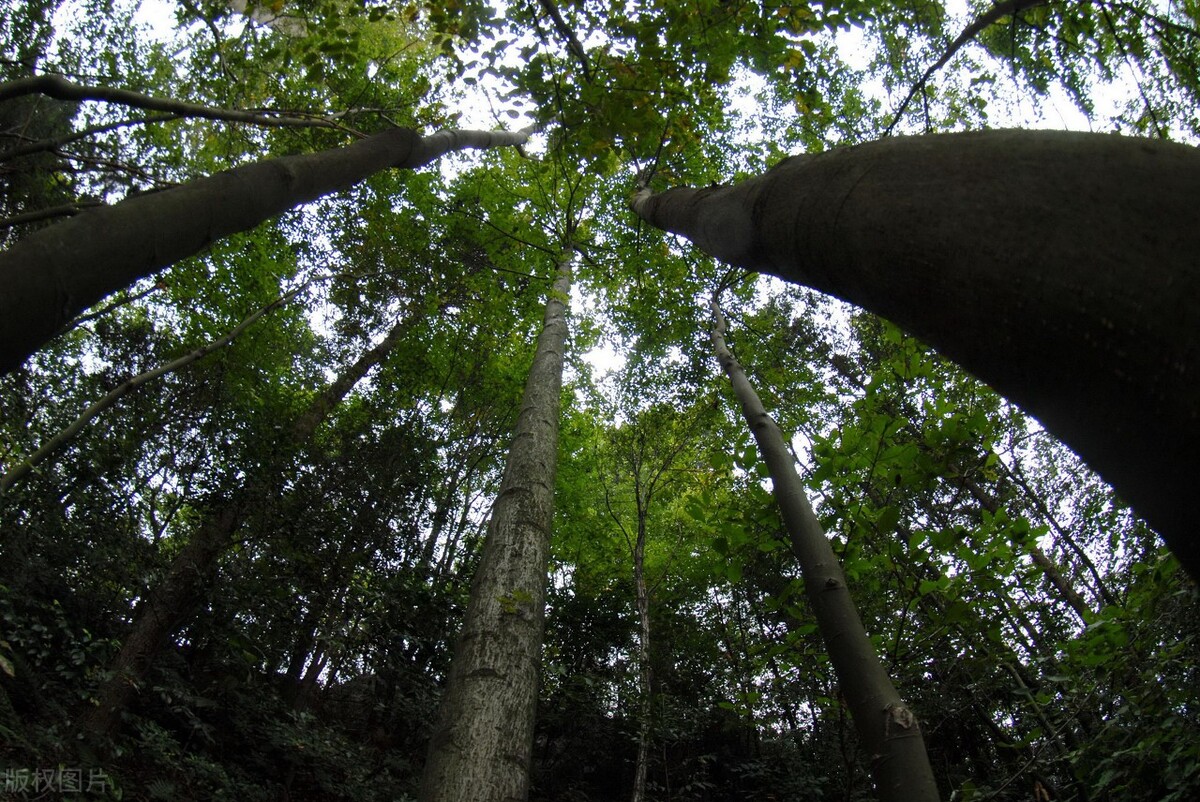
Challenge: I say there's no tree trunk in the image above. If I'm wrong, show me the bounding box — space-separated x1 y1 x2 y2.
80 317 410 738
632 130 1200 579
630 512 651 802
709 298 940 802
0 125 532 375
419 256 572 802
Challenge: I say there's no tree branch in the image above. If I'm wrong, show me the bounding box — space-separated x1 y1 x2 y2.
54 281 165 338
0 112 179 162
537 0 593 82
884 0 1055 135
1 285 303 493
0 74 363 135
0 199 103 229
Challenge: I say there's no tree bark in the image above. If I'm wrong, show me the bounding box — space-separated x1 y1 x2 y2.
80 317 410 738
419 257 572 802
709 298 940 802
632 130 1200 579
629 511 651 802
0 125 532 375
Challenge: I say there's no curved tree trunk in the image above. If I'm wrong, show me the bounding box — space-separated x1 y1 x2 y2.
419 256 572 802
80 317 411 738
0 125 532 375
709 298 940 802
632 130 1200 579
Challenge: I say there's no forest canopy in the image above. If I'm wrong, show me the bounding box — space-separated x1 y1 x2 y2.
1 1 1198 801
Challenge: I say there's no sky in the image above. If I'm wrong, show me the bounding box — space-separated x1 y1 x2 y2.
117 0 1151 389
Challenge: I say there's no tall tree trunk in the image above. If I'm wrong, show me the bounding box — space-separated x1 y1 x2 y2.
80 318 410 738
632 130 1200 579
0 125 532 375
629 511 652 802
709 298 940 802
419 256 572 802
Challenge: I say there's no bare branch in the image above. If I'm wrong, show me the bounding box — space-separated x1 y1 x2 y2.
537 0 593 82
885 0 1056 136
0 74 363 135
0 199 103 229
54 281 165 338
0 113 178 162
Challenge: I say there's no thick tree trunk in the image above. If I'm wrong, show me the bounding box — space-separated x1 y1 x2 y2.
80 318 410 738
0 125 531 375
419 257 572 802
632 130 1200 579
709 299 940 802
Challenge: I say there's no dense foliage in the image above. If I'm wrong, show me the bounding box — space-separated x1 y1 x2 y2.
2 0 1198 800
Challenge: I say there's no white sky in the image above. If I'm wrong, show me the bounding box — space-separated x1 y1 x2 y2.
121 0 1159 387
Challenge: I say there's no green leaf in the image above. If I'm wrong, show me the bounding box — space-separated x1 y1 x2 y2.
725 561 743 583
876 505 900 533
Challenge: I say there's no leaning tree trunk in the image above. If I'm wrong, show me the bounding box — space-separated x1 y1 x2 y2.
709 298 940 802
631 130 1200 580
80 317 410 738
0 125 532 375
419 256 572 802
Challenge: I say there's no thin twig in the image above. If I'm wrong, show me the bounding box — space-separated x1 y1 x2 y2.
54 282 165 338
0 113 179 162
1100 4 1167 137
0 199 104 229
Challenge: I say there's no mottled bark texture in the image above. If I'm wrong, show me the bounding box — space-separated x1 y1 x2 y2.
80 319 410 738
633 130 1200 579
419 258 572 802
710 300 940 802
0 125 531 375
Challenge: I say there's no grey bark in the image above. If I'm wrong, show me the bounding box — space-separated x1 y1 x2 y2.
0 124 533 375
419 257 572 802
631 130 1200 579
710 298 940 802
